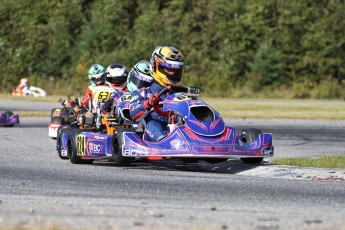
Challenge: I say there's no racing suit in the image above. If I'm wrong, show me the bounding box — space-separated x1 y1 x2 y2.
81 85 115 112
16 84 30 96
101 88 129 113
129 82 168 141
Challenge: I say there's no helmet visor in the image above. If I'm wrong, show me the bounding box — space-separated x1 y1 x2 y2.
91 74 106 85
106 75 127 85
158 61 183 84
129 72 153 88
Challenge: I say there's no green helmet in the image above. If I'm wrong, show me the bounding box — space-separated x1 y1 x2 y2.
127 60 153 92
88 64 106 86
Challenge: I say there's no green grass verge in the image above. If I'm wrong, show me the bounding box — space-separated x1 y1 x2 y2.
0 94 69 103
272 155 345 168
2 94 345 120
203 98 345 120
16 111 51 117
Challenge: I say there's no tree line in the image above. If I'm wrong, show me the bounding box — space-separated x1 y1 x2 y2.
1 0 344 98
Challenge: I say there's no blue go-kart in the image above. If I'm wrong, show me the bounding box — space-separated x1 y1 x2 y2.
0 111 20 127
58 85 274 165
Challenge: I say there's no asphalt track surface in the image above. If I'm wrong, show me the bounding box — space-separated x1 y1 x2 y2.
1 100 345 230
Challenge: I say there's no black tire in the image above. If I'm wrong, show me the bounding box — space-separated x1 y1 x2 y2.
204 158 228 164
56 126 68 160
68 128 93 164
112 128 134 166
182 158 199 164
240 128 264 164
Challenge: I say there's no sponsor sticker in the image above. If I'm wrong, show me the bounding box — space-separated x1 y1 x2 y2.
61 150 68 157
170 139 186 150
262 146 274 156
88 142 104 154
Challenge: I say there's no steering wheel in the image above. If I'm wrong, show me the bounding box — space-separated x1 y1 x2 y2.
157 85 201 97
153 85 201 117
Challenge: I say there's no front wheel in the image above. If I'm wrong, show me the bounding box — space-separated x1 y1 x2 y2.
68 129 93 164
112 128 134 166
240 128 264 164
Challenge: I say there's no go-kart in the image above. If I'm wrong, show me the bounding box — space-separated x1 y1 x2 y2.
0 111 20 127
48 95 80 139
56 90 132 162
59 85 274 165
49 86 116 139
11 86 47 97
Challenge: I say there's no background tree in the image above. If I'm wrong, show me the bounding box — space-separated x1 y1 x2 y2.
0 0 344 98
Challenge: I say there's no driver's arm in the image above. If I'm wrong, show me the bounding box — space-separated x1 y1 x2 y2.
129 89 147 121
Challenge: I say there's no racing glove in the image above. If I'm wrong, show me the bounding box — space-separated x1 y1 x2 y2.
101 98 112 112
144 93 160 109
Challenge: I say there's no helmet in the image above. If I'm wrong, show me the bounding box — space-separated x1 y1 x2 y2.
88 64 106 86
20 78 28 86
127 60 153 92
106 64 128 90
149 46 184 86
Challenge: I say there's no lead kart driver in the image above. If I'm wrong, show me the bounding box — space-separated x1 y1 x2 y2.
129 46 189 141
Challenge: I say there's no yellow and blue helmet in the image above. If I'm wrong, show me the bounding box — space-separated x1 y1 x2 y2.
127 60 153 92
149 46 184 86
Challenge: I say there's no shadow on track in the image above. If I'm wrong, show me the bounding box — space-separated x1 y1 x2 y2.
92 159 268 174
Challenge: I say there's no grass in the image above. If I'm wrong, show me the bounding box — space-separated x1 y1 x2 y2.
272 155 345 168
203 98 345 120
0 94 69 103
2 94 345 120
15 111 51 117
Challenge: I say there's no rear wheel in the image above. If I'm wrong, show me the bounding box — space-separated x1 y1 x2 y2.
56 127 68 160
240 128 264 164
112 128 134 166
68 129 93 164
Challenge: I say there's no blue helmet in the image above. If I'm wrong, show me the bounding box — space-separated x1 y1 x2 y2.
127 60 153 92
88 64 106 86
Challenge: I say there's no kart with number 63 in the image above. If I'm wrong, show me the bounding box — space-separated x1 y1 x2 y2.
56 90 132 162
48 95 81 139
